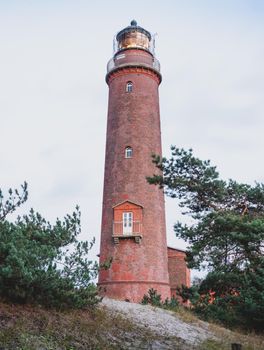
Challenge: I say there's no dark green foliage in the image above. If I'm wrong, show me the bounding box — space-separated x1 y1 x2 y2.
0 181 28 220
177 284 200 304
141 288 179 310
162 295 179 311
148 147 264 331
141 288 162 306
0 184 101 309
178 268 264 331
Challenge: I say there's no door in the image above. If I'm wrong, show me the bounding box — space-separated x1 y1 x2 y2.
123 212 133 235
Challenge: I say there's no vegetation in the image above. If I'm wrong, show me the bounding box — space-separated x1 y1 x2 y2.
141 288 179 311
1 297 211 350
148 146 264 331
0 301 162 350
0 182 102 309
1 300 263 350
140 289 264 350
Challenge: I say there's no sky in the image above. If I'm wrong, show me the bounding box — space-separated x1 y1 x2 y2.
0 0 263 278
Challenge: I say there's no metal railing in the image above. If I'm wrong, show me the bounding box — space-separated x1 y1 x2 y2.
113 221 142 235
107 56 160 74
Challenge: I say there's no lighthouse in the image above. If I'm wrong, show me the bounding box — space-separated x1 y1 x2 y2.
98 20 171 302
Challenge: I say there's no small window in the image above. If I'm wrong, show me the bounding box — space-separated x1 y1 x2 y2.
126 81 133 93
125 147 133 158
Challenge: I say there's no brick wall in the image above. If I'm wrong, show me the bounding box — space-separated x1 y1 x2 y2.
167 247 191 299
99 48 171 302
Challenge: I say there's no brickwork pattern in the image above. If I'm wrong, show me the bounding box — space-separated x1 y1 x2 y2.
99 48 170 302
167 247 191 298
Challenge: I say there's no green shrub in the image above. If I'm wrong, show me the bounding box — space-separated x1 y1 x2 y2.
163 296 179 311
141 288 179 311
0 183 103 309
177 270 264 332
141 288 162 306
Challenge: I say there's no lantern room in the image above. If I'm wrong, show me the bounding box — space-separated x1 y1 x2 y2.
116 20 152 53
107 20 161 78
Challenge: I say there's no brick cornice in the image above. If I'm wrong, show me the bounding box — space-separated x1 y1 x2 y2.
98 280 170 286
106 65 162 85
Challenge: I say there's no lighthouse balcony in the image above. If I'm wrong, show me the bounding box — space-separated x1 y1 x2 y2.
112 220 142 244
107 53 160 74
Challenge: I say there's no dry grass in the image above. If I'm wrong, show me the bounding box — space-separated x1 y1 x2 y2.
0 301 263 349
172 306 264 350
0 301 191 349
0 301 157 349
172 305 199 324
207 322 264 350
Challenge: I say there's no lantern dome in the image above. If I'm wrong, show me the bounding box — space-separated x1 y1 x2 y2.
115 20 153 53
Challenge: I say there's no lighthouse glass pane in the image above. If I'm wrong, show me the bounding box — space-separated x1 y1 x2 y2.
123 212 133 235
118 31 150 51
125 147 133 158
126 82 133 93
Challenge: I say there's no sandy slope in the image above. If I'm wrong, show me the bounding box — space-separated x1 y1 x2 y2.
101 298 215 348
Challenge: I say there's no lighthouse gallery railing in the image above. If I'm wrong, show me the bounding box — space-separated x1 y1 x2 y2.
113 221 142 235
107 56 160 74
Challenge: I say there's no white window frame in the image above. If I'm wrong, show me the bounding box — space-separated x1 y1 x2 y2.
123 212 133 235
126 81 133 93
125 147 133 158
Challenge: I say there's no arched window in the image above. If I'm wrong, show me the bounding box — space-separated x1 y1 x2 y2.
126 81 133 93
125 147 133 158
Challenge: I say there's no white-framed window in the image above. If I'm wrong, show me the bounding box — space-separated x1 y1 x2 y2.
123 212 133 235
125 147 133 158
126 81 133 93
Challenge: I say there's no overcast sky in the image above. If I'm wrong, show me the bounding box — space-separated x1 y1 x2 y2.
0 1 263 276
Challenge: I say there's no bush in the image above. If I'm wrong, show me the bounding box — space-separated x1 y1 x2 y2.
0 183 103 309
141 288 179 311
177 270 264 332
141 288 162 306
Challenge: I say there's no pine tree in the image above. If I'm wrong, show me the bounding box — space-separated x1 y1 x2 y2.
148 147 264 330
0 183 101 309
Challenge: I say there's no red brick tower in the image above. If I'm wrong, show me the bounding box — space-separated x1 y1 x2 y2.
98 20 171 302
